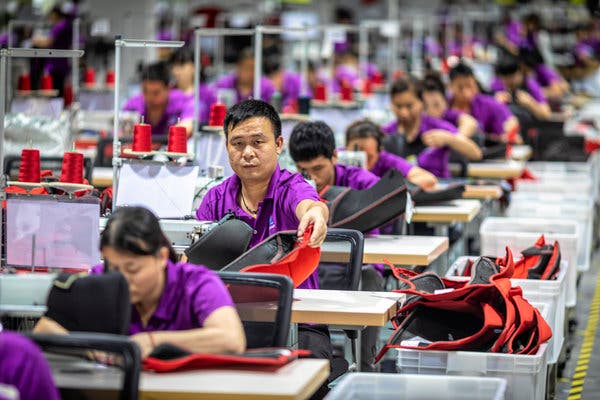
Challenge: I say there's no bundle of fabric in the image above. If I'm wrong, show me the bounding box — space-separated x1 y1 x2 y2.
375 249 552 362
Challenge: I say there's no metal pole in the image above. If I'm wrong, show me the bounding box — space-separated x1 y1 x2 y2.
390 22 399 83
111 36 122 213
358 25 368 84
300 25 309 97
253 25 263 100
412 18 423 77
193 29 201 135
72 18 80 101
7 21 13 113
0 49 7 265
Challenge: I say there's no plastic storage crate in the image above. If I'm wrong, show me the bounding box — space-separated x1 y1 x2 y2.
479 217 579 307
446 257 566 365
515 178 594 199
506 199 593 272
325 373 507 400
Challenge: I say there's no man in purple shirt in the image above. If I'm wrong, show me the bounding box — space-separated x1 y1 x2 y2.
195 100 333 390
123 62 194 137
0 332 60 400
288 120 385 372
264 55 304 109
35 206 246 358
490 54 551 121
215 48 276 103
448 63 520 143
383 77 482 178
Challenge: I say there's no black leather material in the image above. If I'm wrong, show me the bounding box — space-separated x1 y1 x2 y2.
184 216 253 270
223 231 297 272
45 271 130 335
382 133 427 159
410 183 466 205
321 169 408 233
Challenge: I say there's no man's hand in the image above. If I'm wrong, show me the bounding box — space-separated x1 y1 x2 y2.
494 91 512 104
296 200 328 247
421 130 453 148
130 332 154 358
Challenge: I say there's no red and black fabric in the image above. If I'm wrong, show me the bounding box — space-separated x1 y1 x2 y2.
409 183 465 205
143 343 311 372
319 168 407 233
185 213 254 270
223 227 321 288
496 235 561 280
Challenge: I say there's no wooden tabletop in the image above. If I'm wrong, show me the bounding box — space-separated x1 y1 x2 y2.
140 359 329 400
466 160 525 179
321 234 448 265
435 183 503 200
411 199 482 223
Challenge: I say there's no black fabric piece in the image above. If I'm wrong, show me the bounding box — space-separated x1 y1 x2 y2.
321 169 407 233
381 133 427 159
409 183 465 205
223 231 297 272
185 215 253 269
468 257 500 285
45 271 130 335
410 273 445 293
149 343 191 360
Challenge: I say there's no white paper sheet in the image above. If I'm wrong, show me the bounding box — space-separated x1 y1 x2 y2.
116 162 199 218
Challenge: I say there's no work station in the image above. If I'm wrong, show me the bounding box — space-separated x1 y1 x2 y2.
2 1 600 399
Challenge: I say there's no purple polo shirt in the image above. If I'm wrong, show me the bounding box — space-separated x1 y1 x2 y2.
442 108 463 128
505 20 523 47
45 18 72 75
281 71 302 107
574 41 595 67
123 89 194 136
382 115 458 178
452 93 512 137
215 73 275 103
196 167 320 289
90 260 234 334
370 150 414 178
534 64 561 87
0 332 60 400
190 83 217 124
489 77 547 103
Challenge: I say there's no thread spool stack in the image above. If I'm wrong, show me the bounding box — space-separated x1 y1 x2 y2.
208 103 227 127
340 80 354 102
18 149 41 183
60 152 84 184
18 74 31 92
362 79 372 96
105 70 115 87
371 71 384 85
168 125 187 153
41 73 53 91
132 123 152 152
84 68 96 86
314 82 327 101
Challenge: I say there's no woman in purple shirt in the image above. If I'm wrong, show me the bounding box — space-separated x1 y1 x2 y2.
490 54 551 120
123 62 195 137
383 77 482 178
344 119 438 189
34 206 246 358
264 55 304 109
215 48 275 103
0 332 60 400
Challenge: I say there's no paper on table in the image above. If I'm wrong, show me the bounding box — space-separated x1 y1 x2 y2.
116 162 199 218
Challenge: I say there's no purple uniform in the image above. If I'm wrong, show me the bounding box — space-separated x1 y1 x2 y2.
281 71 303 107
505 20 523 47
123 89 194 136
489 76 547 103
215 73 275 103
442 108 463 128
574 41 595 67
451 93 512 137
0 332 60 400
370 150 414 178
383 114 458 178
45 18 72 76
534 64 561 88
186 83 218 125
91 260 234 334
197 167 320 289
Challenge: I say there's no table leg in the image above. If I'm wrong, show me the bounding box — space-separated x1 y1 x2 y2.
288 323 298 348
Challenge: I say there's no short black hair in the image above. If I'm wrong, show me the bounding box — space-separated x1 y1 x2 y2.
223 99 281 139
289 121 336 163
449 62 475 81
236 47 255 64
263 54 282 76
141 61 170 86
421 71 447 96
495 55 520 76
390 76 422 99
345 119 383 149
169 46 193 65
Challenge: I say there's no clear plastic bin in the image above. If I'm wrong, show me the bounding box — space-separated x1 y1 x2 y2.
479 217 579 307
326 373 507 400
446 257 566 365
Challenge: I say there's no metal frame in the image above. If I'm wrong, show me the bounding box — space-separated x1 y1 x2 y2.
111 37 184 212
0 46 84 267
359 20 400 85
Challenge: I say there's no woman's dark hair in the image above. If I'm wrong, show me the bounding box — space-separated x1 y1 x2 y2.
345 119 383 149
223 99 282 139
495 54 520 76
449 62 475 81
421 71 447 96
169 46 193 65
288 121 336 163
101 206 178 263
140 61 170 86
236 47 255 64
390 76 422 98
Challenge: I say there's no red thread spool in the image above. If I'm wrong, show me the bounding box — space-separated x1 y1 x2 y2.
18 149 41 183
168 125 187 153
362 79 372 95
132 123 152 152
18 74 31 91
105 70 115 87
371 71 384 85
84 68 95 85
41 73 53 90
208 102 227 126
60 152 84 184
314 82 327 101
340 80 353 101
